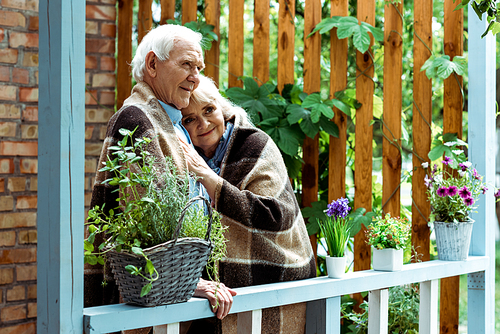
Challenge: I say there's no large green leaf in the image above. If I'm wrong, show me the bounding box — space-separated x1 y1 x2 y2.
286 104 309 124
421 55 466 80
277 126 302 156
319 116 339 138
300 115 321 139
301 200 328 228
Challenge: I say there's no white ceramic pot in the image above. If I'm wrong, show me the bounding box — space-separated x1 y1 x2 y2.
372 248 403 271
325 256 346 278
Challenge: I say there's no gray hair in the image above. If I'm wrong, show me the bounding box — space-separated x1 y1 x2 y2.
131 24 203 82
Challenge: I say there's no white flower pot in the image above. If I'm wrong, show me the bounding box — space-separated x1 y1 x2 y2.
325 256 346 278
434 221 474 261
372 248 403 272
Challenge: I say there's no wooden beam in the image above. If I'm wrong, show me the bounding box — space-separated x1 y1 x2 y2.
38 0 85 333
328 0 348 203
354 0 375 273
204 0 220 85
277 0 295 92
182 0 197 24
382 1 403 217
253 0 270 84
160 0 176 24
302 0 322 262
228 0 244 87
440 1 463 332
411 0 432 263
117 0 133 109
138 0 153 43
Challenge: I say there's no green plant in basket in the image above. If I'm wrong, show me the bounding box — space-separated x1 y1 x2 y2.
318 197 354 258
366 214 410 250
84 128 227 297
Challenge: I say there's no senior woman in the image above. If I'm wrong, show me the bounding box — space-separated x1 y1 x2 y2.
179 75 316 334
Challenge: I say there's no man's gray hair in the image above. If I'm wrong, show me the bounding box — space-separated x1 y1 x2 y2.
131 24 203 82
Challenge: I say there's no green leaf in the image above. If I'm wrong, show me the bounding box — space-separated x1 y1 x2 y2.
131 247 144 256
140 283 153 297
490 21 500 35
145 260 155 276
97 256 105 265
421 55 466 80
277 126 301 156
259 117 279 127
282 154 303 179
301 200 328 226
84 240 94 252
84 255 98 265
361 22 385 42
331 99 351 115
286 104 309 124
300 115 321 139
319 116 339 137
125 264 140 275
373 94 383 119
309 16 342 37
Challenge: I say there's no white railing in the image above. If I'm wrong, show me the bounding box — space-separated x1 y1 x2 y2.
83 256 489 334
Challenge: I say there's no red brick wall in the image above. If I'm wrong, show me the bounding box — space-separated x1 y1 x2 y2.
0 0 116 332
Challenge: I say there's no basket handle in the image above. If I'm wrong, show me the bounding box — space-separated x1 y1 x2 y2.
172 195 213 243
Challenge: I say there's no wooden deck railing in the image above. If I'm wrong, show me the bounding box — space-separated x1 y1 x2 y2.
83 256 490 334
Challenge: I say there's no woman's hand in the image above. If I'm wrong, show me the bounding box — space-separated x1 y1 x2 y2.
193 278 237 319
178 138 221 201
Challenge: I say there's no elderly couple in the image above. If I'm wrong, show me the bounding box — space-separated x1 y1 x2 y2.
88 24 315 334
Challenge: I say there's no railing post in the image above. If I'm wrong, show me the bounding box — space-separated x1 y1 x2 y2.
237 309 262 334
419 280 438 334
468 2 496 334
305 297 341 334
153 323 180 334
368 289 388 334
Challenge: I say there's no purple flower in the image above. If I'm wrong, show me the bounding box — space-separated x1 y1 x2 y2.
459 186 472 199
442 156 452 166
437 187 449 197
482 187 488 195
473 169 482 181
464 197 474 206
432 164 438 176
495 189 500 198
458 163 468 171
447 186 458 196
326 197 351 218
424 175 432 188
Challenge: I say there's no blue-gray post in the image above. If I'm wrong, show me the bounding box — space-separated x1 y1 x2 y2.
467 6 496 334
37 0 85 333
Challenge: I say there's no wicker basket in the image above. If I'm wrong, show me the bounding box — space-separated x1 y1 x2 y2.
107 196 214 306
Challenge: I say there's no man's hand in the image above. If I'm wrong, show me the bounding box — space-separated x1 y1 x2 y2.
193 278 237 320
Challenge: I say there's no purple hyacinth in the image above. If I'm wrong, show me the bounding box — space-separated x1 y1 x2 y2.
326 197 351 219
464 197 474 206
459 186 472 199
442 156 452 166
437 187 449 197
447 186 458 197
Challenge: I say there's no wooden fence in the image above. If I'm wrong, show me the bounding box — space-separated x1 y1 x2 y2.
115 0 465 331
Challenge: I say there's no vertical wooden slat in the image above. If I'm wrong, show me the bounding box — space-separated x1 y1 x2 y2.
328 1 348 204
382 2 403 217
138 0 153 43
160 0 176 24
302 0 322 263
37 0 85 332
411 0 432 263
117 0 133 109
228 0 244 88
205 0 220 85
182 0 198 24
440 1 463 333
353 0 375 273
277 0 295 92
253 0 270 84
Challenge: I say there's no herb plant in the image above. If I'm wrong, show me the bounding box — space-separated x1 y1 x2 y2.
366 214 411 250
84 128 227 296
318 198 354 258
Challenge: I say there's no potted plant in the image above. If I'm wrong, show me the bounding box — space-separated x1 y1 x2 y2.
317 197 354 278
424 154 487 261
366 214 410 271
84 128 227 306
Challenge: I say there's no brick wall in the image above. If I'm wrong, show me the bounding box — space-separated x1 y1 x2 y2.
0 0 117 332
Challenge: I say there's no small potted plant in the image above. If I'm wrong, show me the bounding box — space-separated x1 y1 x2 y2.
84 128 227 306
424 153 487 261
317 197 354 278
366 214 410 271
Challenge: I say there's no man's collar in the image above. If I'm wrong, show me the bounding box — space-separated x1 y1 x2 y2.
158 100 182 125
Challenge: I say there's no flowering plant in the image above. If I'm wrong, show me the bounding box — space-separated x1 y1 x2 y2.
424 156 487 223
318 198 353 258
366 214 411 250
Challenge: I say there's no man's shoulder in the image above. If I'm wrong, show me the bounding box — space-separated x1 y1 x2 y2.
106 105 154 139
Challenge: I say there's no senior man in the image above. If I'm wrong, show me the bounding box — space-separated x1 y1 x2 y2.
86 24 236 328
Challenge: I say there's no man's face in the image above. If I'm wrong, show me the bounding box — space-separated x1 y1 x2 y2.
152 39 204 109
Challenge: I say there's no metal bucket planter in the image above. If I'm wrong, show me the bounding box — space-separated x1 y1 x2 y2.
434 221 474 261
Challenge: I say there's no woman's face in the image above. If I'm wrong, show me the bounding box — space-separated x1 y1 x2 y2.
182 99 225 158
